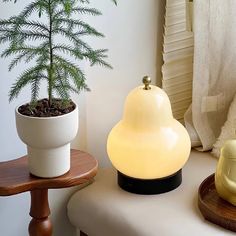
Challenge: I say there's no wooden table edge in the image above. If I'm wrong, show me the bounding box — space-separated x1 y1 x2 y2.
0 149 98 196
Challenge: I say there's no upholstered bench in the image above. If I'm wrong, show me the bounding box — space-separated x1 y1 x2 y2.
67 150 235 236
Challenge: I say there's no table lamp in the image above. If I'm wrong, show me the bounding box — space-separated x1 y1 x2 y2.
107 76 191 194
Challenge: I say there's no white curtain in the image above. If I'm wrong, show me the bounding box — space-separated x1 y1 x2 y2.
185 0 236 153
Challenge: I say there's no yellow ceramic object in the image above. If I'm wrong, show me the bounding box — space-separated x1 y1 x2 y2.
107 77 191 179
215 140 236 206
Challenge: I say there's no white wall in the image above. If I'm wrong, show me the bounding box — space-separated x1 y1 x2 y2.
0 1 164 235
85 0 165 167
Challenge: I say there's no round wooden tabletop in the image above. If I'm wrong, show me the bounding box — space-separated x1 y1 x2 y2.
0 149 98 196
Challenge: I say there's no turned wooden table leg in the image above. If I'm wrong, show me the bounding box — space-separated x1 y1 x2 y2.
28 189 52 236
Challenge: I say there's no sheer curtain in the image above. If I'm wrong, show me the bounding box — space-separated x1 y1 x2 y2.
184 0 236 155
162 0 236 156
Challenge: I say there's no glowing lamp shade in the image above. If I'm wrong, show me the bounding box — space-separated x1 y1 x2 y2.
107 77 191 194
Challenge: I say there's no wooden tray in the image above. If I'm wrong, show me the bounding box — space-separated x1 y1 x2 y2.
198 173 236 232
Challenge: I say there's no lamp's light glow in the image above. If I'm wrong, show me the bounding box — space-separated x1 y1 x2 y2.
107 78 191 194
107 83 191 180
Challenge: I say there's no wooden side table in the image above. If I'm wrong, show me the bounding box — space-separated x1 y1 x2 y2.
0 149 98 236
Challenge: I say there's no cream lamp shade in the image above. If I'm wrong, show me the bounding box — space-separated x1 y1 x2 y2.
107 76 191 194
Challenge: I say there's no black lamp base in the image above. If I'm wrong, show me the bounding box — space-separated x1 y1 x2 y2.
117 169 182 195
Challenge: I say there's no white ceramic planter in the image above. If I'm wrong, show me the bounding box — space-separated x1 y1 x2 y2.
15 103 79 178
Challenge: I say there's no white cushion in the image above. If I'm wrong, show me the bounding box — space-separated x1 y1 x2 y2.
67 150 235 236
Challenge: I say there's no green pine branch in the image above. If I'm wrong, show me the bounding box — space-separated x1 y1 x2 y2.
1 0 117 105
53 18 104 37
53 7 102 20
9 63 48 101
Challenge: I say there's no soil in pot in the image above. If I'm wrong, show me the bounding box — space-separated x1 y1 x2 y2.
18 98 76 117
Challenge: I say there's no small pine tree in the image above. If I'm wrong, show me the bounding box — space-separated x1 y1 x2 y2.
0 0 117 107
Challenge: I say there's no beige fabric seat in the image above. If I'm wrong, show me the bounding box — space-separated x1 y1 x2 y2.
67 151 235 236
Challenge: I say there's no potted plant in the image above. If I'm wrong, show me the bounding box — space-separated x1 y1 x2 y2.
0 0 116 178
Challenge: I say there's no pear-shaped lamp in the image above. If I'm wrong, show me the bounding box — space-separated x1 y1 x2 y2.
107 76 191 194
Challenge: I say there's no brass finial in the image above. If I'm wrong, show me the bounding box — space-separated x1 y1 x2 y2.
142 76 151 90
